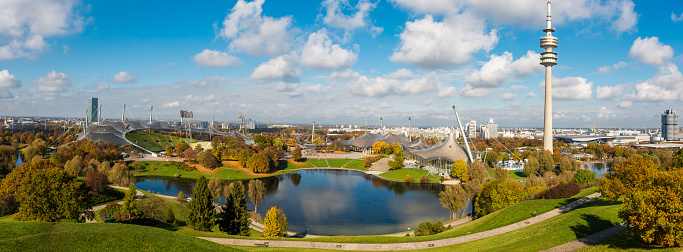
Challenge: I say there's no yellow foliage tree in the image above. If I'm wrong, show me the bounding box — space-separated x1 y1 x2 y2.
372 142 388 154
263 206 287 238
451 160 469 182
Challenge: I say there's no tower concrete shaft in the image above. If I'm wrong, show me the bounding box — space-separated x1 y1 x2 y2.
540 1 557 153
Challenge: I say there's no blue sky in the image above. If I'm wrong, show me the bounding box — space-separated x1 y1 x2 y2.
1 0 683 128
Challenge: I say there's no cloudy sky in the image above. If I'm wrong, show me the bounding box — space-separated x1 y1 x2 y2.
1 0 682 128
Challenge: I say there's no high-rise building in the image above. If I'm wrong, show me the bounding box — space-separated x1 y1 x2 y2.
662 109 679 141
87 97 98 124
466 121 477 139
480 118 498 139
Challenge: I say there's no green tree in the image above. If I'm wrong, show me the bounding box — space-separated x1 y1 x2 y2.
558 156 575 173
388 154 404 170
187 176 215 231
451 160 469 182
21 146 39 163
109 162 133 186
64 155 84 177
120 184 139 219
218 181 251 236
572 169 596 184
493 166 508 180
468 160 487 183
15 169 91 222
263 206 287 238
524 156 539 176
475 179 524 217
439 185 467 219
247 179 266 213
291 146 302 161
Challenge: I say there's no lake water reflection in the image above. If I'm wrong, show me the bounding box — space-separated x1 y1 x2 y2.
135 169 457 236
583 162 610 178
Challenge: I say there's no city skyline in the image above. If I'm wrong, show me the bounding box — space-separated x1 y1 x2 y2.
1 0 683 128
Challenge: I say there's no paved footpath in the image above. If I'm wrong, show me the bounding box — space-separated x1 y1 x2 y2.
199 192 602 250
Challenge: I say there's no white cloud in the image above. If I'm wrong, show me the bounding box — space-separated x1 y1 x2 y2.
329 68 361 80
176 76 230 88
112 71 137 83
250 54 301 83
460 84 490 98
32 70 71 96
541 77 592 100
511 85 527 91
306 84 332 93
629 37 674 65
193 49 241 67
466 51 542 87
62 45 69 54
390 13 498 68
596 85 626 100
390 0 638 33
597 61 627 74
622 64 683 102
0 89 15 99
501 92 517 100
161 101 180 108
0 0 86 59
300 29 357 70
437 84 456 97
672 12 683 23
526 92 537 98
617 101 632 108
219 0 291 57
85 82 110 90
321 0 381 34
0 70 21 89
184 94 215 102
344 68 441 97
380 102 391 108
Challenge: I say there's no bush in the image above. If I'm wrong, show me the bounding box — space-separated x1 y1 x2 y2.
572 169 597 184
541 182 580 199
404 174 414 183
0 194 18 216
138 194 167 222
199 151 220 170
420 175 430 184
363 157 372 168
171 162 196 172
100 202 122 220
165 207 178 225
414 221 451 236
176 191 186 203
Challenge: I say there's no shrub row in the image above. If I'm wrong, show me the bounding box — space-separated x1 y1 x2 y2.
171 161 196 172
414 221 452 236
540 182 580 199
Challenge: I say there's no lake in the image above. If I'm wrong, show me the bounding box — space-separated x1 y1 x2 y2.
134 169 459 236
583 162 609 178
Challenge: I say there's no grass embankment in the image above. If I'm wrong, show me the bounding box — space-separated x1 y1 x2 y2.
412 197 622 251
342 158 368 170
125 131 195 152
134 161 256 180
486 170 527 182
379 168 440 183
306 158 329 167
580 229 682 252
300 187 599 243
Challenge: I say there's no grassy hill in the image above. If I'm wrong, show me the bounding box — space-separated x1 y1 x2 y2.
125 131 201 152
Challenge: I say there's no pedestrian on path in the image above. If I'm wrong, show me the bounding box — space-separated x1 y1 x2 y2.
533 211 536 217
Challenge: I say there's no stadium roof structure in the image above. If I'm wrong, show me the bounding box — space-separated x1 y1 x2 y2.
78 120 254 151
403 133 469 163
347 132 419 149
554 135 616 144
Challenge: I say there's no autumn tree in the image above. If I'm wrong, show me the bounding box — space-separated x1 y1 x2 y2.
199 151 220 170
15 169 91 222
247 179 267 213
207 177 223 199
439 185 467 219
64 155 84 177
475 179 524 217
599 155 683 247
524 156 540 176
109 162 133 186
291 146 302 161
263 206 287 238
451 160 469 182
85 170 109 195
372 142 388 154
493 166 508 180
218 181 250 236
187 176 215 231
468 160 487 183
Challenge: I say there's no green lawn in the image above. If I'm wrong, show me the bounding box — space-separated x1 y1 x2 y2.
580 229 681 251
134 161 256 180
408 197 623 251
306 158 329 167
508 170 527 182
125 131 204 152
379 168 440 183
326 158 351 167
342 158 367 170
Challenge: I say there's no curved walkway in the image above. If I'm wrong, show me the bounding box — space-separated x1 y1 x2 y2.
198 192 602 250
541 223 628 252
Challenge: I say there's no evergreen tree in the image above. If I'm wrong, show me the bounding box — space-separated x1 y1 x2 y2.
187 176 215 231
120 184 138 219
218 181 251 236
